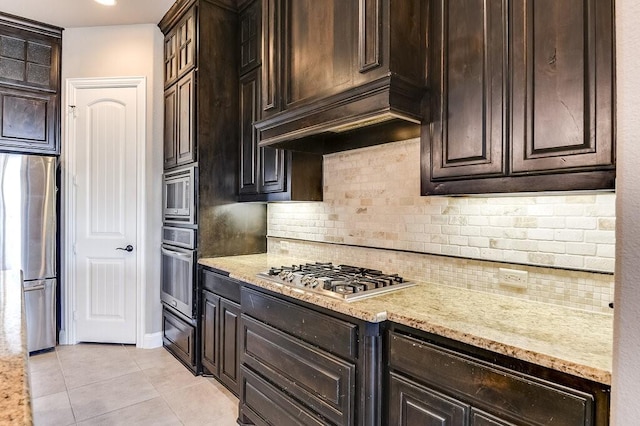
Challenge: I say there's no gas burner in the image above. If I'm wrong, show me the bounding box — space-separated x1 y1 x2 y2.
258 262 415 301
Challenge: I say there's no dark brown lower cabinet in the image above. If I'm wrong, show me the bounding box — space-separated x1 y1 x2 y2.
239 286 381 426
200 267 242 396
387 326 610 425
219 298 240 392
201 290 219 375
198 271 610 426
241 366 328 426
162 305 196 370
389 372 468 426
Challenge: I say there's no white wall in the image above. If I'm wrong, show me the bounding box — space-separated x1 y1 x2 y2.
60 25 164 340
612 0 640 422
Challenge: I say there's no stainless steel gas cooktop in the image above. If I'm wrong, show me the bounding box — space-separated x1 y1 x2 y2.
257 262 415 302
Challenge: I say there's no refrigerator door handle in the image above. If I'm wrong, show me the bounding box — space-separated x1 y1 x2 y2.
24 284 46 292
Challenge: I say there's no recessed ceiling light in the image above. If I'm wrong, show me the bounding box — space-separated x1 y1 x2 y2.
95 0 117 5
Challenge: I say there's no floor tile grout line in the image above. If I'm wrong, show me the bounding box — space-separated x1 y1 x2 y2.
56 344 148 423
56 345 144 392
71 393 165 425
31 344 239 425
55 347 77 424
158 390 187 425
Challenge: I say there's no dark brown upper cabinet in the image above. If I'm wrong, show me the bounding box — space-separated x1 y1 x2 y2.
162 4 197 170
238 0 322 202
164 6 196 88
254 0 427 154
0 13 61 155
164 71 196 169
160 0 267 258
422 0 615 195
239 0 261 75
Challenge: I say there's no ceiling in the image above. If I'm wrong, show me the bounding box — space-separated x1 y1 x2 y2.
0 0 176 29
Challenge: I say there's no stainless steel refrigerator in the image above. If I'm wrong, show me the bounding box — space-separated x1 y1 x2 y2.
0 153 56 352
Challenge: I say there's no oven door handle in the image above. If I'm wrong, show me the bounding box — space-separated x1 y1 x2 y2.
161 247 192 260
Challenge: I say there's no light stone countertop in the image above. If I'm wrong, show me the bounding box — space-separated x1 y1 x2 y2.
0 270 32 425
199 253 613 385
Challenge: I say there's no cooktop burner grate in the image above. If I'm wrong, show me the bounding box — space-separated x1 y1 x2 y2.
257 262 415 301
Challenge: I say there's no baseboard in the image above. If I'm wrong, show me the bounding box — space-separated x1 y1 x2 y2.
141 332 163 349
58 329 68 345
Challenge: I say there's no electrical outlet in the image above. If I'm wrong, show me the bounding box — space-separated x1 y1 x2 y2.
499 268 528 289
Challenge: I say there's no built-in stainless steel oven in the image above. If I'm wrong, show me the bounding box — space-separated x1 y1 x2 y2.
163 164 197 225
161 226 196 319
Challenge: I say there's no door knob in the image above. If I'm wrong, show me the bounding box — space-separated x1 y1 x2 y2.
116 245 134 252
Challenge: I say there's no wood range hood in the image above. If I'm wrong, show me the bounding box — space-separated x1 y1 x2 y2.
252 0 427 155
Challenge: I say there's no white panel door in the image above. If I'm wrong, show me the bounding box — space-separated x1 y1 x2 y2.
73 86 138 343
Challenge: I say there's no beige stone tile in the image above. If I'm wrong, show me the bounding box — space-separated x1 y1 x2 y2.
124 346 179 371
58 343 140 389
142 360 202 395
164 381 238 425
76 396 181 426
28 349 59 373
68 371 159 421
56 343 127 362
29 362 66 398
32 391 75 426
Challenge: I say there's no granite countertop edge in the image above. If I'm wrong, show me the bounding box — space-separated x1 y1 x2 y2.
198 254 613 386
0 270 32 425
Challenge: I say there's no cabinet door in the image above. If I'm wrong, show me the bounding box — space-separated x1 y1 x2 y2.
219 298 241 395
240 0 261 75
261 0 281 116
0 30 60 93
259 146 285 194
239 71 260 195
176 8 196 78
164 30 178 87
388 372 469 426
163 84 177 168
201 290 220 376
510 0 614 174
0 87 58 154
176 71 196 166
239 69 287 197
427 0 506 181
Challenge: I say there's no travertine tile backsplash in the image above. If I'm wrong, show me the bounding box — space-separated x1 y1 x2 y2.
267 237 614 313
268 138 616 273
266 138 615 312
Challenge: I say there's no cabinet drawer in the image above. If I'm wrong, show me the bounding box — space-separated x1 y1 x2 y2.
389 372 469 425
201 268 241 303
242 315 355 425
389 332 594 425
162 306 195 367
241 366 328 426
241 287 358 360
470 408 518 426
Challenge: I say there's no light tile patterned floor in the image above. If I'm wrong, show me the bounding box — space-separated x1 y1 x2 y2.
28 344 239 425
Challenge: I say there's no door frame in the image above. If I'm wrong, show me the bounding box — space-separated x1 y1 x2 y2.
61 76 147 347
